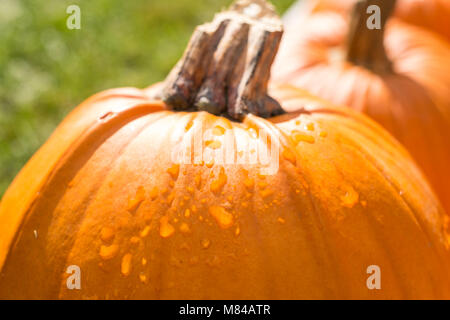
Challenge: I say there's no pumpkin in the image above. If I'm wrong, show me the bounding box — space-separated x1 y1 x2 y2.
273 0 450 214
1 0 450 300
283 0 450 42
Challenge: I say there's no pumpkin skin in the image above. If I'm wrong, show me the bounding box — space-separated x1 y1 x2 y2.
0 83 450 299
284 0 450 42
273 5 450 214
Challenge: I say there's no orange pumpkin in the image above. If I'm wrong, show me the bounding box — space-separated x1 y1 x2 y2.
1 0 450 299
283 0 450 42
273 0 450 214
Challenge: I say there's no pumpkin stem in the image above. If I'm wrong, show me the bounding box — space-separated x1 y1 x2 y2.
346 0 396 74
159 0 284 120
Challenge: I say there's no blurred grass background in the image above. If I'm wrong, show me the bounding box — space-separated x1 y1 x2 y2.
0 0 295 197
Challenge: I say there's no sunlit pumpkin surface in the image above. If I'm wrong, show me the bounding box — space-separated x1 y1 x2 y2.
274 0 450 214
0 83 449 299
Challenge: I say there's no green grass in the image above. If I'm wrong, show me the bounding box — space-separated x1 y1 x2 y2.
0 0 295 197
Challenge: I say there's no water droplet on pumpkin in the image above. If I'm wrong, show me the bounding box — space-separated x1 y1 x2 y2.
282 149 296 165
185 120 194 132
244 177 254 190
128 186 145 212
260 188 274 199
205 140 222 149
306 123 315 131
99 244 119 260
139 272 148 284
185 209 191 218
166 192 175 206
179 223 190 233
207 255 220 267
142 258 147 266
247 127 258 139
130 236 140 245
292 130 315 144
140 225 151 238
341 186 359 208
258 181 268 189
187 186 194 194
213 125 226 136
277 217 286 224
209 206 234 229
201 239 211 249
191 205 197 213
33 230 38 239
121 253 132 277
180 242 190 251
235 226 240 236
210 167 227 195
194 174 202 189
98 262 106 271
149 186 159 200
159 216 175 238
167 164 180 180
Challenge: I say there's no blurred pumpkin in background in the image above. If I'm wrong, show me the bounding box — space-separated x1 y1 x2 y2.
283 0 450 42
1 0 450 299
273 0 450 214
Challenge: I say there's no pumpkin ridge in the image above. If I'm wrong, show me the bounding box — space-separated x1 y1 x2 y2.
53 112 176 299
0 115 167 298
336 123 448 256
343 141 450 297
267 113 350 297
328 142 412 297
342 132 448 296
145 113 195 300
0 103 165 285
281 114 407 297
282 143 343 297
